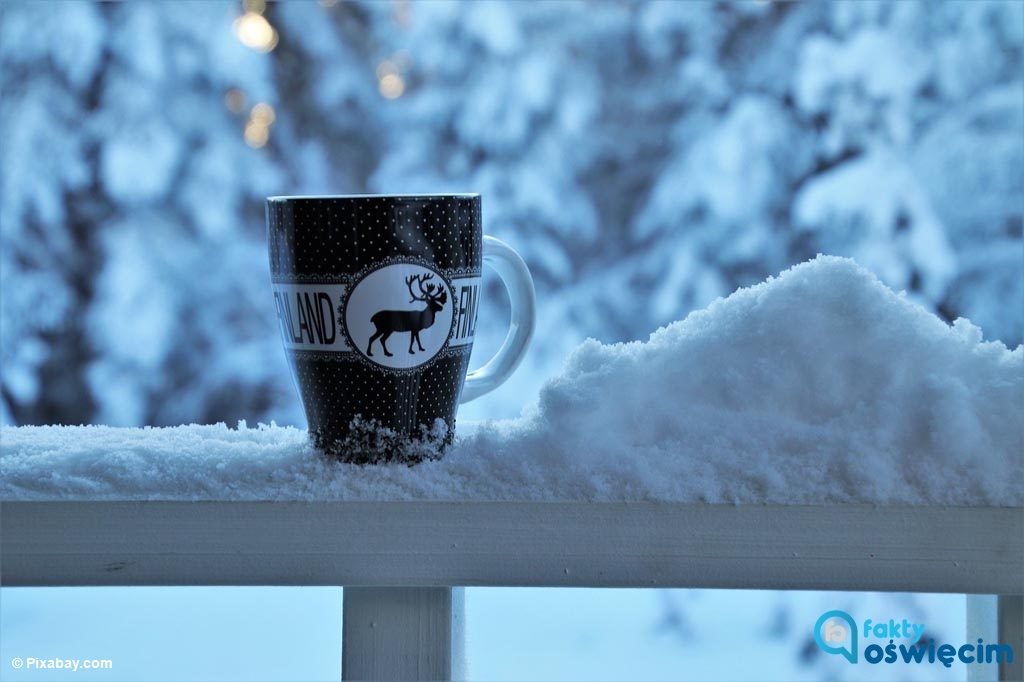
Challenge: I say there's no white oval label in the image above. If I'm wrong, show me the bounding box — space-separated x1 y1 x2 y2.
344 263 455 370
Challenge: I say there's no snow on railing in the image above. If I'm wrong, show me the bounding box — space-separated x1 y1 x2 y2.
4 258 1022 507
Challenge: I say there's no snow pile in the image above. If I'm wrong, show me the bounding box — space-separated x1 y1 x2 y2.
2 256 1021 505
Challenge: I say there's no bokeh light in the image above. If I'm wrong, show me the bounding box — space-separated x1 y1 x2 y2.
233 11 278 52
378 73 405 99
223 88 246 114
243 120 269 148
250 102 275 126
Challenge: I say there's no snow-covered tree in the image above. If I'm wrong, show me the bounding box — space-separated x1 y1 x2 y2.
2 0 1020 428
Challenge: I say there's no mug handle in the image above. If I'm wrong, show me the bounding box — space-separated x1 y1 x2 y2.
460 235 536 403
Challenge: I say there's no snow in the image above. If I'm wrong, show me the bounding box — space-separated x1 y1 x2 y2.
793 149 956 300
101 121 182 203
3 256 1020 505
795 29 928 118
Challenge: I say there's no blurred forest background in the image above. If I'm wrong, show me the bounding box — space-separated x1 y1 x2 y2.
1 2 1021 681
2 0 1021 429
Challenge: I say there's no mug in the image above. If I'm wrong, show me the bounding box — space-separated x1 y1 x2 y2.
266 194 535 463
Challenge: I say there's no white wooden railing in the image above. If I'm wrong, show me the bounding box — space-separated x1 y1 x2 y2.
1 501 1021 681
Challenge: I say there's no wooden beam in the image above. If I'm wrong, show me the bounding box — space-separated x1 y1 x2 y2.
1 502 1020 593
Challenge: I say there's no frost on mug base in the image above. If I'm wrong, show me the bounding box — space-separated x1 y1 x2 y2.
266 194 532 464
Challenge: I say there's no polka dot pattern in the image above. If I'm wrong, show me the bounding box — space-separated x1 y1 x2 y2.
267 195 482 280
267 195 483 462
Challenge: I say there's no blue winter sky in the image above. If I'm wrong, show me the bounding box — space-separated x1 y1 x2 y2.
1 0 1020 680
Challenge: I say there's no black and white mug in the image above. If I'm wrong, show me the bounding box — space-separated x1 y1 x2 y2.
266 194 535 463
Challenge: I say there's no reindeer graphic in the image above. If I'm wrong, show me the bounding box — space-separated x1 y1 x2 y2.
366 273 448 357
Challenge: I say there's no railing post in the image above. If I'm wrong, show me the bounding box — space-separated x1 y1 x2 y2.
968 595 999 682
342 587 463 681
998 595 1023 682
967 595 1024 682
